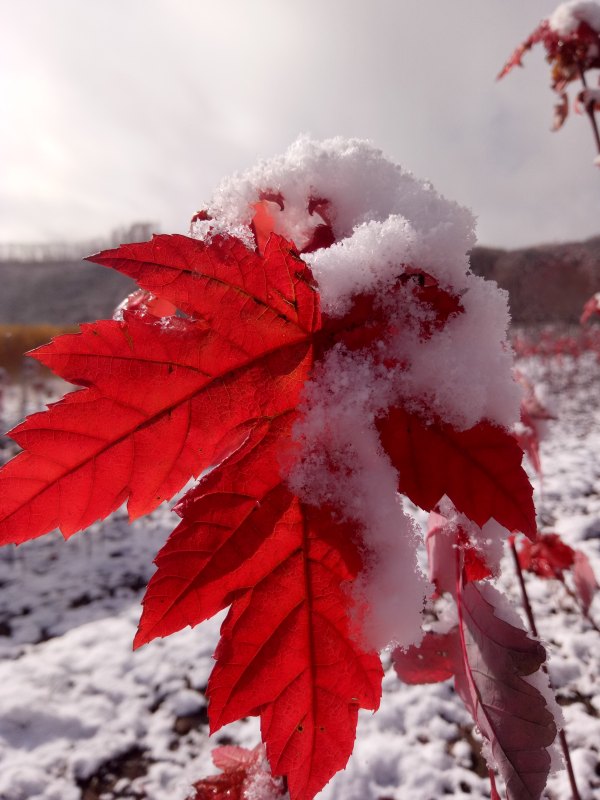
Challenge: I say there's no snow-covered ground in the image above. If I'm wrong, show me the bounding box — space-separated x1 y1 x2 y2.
0 354 599 800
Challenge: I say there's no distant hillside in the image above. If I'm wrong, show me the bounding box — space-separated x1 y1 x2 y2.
1 234 599 325
0 259 136 325
472 235 600 324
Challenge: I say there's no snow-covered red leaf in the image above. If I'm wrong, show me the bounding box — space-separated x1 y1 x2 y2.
377 408 536 538
136 413 382 800
318 269 462 355
455 580 556 800
499 17 600 91
0 141 542 800
573 549 599 614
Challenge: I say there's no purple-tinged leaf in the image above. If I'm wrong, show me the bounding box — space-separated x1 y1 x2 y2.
455 579 557 800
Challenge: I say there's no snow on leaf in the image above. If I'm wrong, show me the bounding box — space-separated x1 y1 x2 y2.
376 408 536 538
113 288 177 320
0 140 537 798
426 511 493 596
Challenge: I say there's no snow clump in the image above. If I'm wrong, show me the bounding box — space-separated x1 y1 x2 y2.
196 136 521 652
549 1 600 35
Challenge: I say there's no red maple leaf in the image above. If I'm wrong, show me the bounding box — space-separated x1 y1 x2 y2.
0 235 318 542
136 413 383 800
377 408 536 538
518 533 599 618
0 208 535 797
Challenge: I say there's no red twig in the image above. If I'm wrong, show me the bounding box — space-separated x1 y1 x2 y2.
557 573 600 634
510 541 582 800
578 65 600 158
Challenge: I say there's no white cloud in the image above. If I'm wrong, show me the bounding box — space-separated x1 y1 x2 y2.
1 0 598 247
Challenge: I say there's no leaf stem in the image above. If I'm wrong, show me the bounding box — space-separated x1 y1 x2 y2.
578 66 600 158
510 541 582 800
557 573 600 634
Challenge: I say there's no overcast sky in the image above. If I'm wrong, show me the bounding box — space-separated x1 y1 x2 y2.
2 0 599 249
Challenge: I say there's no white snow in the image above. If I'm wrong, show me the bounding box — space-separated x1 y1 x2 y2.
0 347 599 798
549 1 600 35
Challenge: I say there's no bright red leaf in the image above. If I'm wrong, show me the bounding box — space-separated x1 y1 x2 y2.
377 408 536 538
136 413 383 800
0 235 318 544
